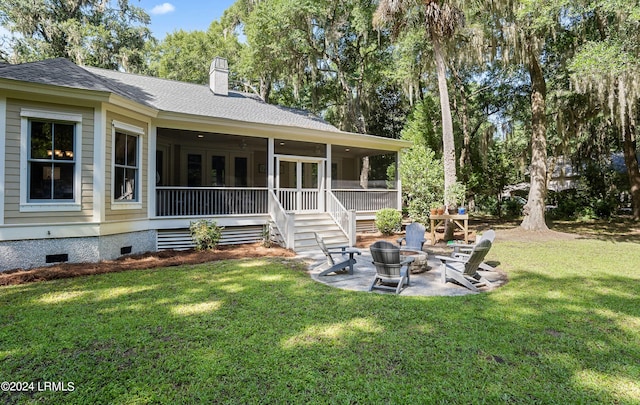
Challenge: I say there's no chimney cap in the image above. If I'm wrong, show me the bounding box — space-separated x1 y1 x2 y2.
210 56 228 73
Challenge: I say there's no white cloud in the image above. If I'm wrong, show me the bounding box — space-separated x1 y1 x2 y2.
150 3 175 15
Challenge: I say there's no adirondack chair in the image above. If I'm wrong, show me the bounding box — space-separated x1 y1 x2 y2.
436 239 493 292
369 240 415 294
314 233 361 276
449 229 496 271
397 222 427 252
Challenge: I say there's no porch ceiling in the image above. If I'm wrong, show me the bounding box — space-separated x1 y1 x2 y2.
158 128 266 150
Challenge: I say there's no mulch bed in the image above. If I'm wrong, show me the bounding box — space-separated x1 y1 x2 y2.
0 243 295 286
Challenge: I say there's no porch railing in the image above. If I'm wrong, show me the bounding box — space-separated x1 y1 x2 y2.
268 190 295 249
332 189 399 212
156 187 268 217
327 191 356 246
278 188 319 212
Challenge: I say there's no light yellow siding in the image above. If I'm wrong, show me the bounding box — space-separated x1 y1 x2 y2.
104 111 149 222
3 99 94 224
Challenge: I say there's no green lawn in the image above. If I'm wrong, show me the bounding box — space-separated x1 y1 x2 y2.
1 235 640 403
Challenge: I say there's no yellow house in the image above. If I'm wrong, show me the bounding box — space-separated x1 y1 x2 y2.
0 58 409 271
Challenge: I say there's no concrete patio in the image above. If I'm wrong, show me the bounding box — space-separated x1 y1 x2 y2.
301 246 508 296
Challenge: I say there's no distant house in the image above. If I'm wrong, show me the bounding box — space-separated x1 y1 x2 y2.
0 58 409 271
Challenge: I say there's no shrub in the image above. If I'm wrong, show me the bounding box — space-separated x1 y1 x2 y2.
375 208 402 235
189 219 223 251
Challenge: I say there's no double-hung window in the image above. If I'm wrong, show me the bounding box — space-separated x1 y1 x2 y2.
20 109 82 212
112 121 143 208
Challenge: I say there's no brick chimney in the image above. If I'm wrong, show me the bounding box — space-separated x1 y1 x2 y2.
209 57 229 96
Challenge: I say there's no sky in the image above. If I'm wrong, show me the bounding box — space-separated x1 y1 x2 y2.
139 0 238 39
0 1 237 44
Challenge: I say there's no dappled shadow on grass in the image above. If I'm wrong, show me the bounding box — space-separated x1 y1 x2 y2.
549 218 640 243
1 256 639 403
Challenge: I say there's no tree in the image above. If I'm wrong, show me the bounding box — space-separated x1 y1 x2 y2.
471 0 574 231
399 100 445 223
568 1 640 220
0 0 152 71
227 0 397 137
374 0 464 196
148 21 242 85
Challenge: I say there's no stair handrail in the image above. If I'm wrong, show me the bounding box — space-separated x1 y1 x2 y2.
326 190 356 246
268 190 295 249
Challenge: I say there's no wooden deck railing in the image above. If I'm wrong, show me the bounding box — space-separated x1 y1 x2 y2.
156 187 268 216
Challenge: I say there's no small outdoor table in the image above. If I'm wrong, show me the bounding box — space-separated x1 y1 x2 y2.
429 213 469 245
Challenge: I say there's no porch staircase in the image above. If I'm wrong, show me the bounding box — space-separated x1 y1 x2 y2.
291 212 350 252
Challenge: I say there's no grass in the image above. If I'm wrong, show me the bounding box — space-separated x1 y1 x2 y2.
1 230 640 403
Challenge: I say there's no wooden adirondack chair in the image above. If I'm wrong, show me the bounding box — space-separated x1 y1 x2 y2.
436 239 493 292
314 233 361 276
397 222 427 252
369 240 414 294
448 229 496 271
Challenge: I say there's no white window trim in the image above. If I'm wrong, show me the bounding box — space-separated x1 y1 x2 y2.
19 109 83 212
111 120 144 210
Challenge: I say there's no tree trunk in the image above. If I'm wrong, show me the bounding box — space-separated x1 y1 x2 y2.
360 156 370 189
521 44 549 231
260 77 271 104
433 37 457 240
433 38 457 190
622 117 640 221
451 67 472 177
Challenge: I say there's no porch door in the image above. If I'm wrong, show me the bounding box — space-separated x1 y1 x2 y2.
276 156 324 212
183 150 251 187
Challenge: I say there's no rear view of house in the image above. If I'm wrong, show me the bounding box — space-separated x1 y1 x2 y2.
0 58 409 271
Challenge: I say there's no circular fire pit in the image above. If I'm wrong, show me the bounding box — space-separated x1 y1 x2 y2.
400 250 430 274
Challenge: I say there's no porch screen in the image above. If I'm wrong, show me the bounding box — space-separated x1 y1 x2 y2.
114 132 139 201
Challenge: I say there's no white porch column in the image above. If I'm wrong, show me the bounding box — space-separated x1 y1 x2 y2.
267 138 275 191
326 143 332 192
148 123 157 218
396 150 402 211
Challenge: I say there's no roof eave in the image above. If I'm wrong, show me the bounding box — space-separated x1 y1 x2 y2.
107 93 159 118
0 78 111 103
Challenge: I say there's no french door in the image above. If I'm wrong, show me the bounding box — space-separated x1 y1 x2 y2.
276 156 324 212
183 150 250 187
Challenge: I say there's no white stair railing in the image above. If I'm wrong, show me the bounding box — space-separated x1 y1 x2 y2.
268 190 295 249
327 191 356 246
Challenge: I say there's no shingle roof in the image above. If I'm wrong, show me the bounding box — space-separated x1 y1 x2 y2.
0 58 114 92
0 58 340 133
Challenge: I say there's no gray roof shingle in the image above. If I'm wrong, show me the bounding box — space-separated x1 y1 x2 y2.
0 58 340 133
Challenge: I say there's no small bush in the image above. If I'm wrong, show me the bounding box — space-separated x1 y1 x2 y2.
375 208 402 235
190 219 223 251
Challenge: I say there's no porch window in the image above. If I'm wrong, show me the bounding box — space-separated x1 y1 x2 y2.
114 131 139 201
20 109 82 212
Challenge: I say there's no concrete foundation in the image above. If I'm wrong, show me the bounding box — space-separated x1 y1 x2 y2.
0 231 156 272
